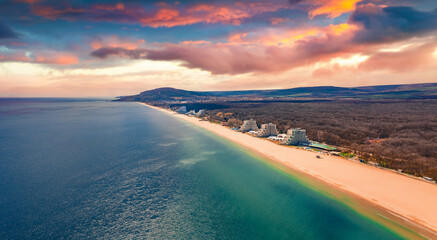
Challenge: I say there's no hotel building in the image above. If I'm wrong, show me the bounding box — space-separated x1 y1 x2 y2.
239 119 259 132
281 128 310 145
257 123 279 137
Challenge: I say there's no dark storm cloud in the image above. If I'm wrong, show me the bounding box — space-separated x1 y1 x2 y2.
350 5 437 43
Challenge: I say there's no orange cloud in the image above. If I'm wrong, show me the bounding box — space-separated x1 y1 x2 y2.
138 8 199 28
309 0 363 19
227 23 360 46
327 23 359 35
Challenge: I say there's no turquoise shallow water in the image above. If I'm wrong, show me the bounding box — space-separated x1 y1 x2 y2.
0 99 406 239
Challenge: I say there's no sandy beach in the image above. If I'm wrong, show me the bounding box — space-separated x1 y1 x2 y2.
140 103 437 237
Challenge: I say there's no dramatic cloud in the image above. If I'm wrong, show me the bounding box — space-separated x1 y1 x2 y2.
90 23 361 74
18 0 371 27
350 4 437 43
2 0 437 96
26 1 289 28
89 3 437 76
0 21 17 38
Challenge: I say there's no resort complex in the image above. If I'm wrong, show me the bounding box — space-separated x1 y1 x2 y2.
239 121 310 146
175 107 346 153
171 108 435 184
179 108 336 151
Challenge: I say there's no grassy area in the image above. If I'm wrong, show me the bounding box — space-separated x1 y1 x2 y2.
340 152 356 158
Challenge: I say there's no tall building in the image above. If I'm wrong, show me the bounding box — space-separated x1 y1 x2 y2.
176 106 187 114
239 119 259 132
281 128 309 145
257 123 278 137
195 109 205 117
186 110 196 115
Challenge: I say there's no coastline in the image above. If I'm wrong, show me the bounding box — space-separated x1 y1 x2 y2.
139 102 437 239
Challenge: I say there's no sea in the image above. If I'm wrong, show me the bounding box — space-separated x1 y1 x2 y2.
0 99 414 239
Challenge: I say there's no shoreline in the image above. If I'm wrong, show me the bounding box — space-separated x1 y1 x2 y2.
139 102 437 239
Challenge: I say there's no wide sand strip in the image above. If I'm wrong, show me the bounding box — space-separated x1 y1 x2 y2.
140 103 437 235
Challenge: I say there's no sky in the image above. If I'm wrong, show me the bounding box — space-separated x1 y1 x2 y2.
0 0 436 97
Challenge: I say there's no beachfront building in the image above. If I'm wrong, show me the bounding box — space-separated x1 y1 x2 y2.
176 106 187 114
281 128 310 145
239 119 259 132
256 123 278 137
195 109 205 117
186 110 196 116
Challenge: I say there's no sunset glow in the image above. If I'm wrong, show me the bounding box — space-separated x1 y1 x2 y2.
0 0 436 97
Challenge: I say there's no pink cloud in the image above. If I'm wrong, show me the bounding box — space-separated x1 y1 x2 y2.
90 18 437 76
270 17 289 25
358 43 437 72
91 23 362 74
90 36 145 50
28 1 289 28
310 42 437 78
35 54 79 65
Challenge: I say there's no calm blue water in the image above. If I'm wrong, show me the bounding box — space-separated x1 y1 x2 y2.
0 99 404 239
